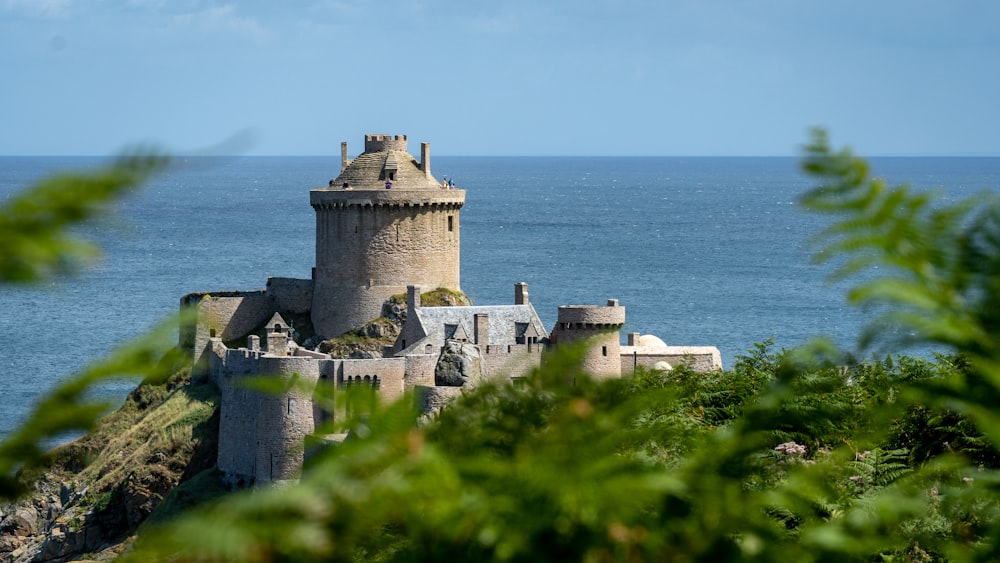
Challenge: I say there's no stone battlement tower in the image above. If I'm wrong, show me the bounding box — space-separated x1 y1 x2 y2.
549 300 626 379
310 134 465 338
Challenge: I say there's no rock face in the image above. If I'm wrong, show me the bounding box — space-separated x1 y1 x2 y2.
435 340 486 387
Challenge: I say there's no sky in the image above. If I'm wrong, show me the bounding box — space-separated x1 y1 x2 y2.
2 0 998 157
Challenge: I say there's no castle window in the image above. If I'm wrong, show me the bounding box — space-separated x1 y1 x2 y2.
448 216 454 232
287 397 295 414
209 329 216 338
602 346 608 357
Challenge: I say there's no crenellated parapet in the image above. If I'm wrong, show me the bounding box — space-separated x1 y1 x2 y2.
310 190 465 210
364 134 408 153
553 301 626 329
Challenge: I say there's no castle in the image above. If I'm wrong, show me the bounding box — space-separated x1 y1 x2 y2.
180 134 722 487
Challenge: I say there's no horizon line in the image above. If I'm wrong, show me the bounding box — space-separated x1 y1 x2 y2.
3 153 999 159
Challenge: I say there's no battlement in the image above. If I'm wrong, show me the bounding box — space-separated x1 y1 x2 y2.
364 134 408 153
310 189 465 210
555 300 626 328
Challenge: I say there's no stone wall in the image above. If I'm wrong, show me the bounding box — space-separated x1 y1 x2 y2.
213 345 264 484
620 346 723 373
336 357 407 403
403 354 437 390
311 192 464 338
213 345 321 486
415 385 462 418
267 277 314 313
253 356 321 484
183 277 313 373
481 344 543 379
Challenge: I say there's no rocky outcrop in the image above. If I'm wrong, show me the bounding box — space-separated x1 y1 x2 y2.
0 370 221 562
435 340 486 387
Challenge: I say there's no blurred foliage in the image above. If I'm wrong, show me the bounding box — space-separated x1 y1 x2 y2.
8 131 1000 561
0 152 168 283
0 151 183 500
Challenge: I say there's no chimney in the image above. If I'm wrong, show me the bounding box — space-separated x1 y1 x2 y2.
474 313 490 346
421 142 431 178
514 282 529 305
407 285 422 316
340 141 348 174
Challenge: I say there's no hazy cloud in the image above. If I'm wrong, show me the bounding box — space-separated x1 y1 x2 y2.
1 0 73 18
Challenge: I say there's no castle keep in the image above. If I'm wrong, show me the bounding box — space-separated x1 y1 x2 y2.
312 135 464 337
181 134 722 487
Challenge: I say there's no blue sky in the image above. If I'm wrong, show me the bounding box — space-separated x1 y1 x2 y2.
2 0 998 156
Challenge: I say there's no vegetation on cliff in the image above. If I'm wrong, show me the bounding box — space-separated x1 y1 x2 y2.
0 364 221 560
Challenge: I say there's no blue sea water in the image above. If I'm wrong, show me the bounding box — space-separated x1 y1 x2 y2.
1 155 998 437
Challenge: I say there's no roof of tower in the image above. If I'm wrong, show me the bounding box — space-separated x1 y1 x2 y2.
321 134 444 191
311 134 465 208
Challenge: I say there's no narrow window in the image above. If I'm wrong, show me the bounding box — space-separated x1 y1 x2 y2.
287 397 294 414
209 329 216 338
602 346 608 357
447 216 454 232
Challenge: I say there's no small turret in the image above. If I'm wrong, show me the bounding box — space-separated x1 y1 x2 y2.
265 312 290 356
549 299 625 379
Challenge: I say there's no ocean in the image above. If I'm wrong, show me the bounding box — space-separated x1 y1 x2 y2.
1 155 998 437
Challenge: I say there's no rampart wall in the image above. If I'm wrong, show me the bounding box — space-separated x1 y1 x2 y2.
253 356 321 484
482 344 543 379
335 357 406 403
182 277 313 372
213 344 321 485
403 354 437 389
620 346 723 373
214 345 262 485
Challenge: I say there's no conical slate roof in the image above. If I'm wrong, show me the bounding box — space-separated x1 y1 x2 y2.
321 134 444 191
333 151 441 190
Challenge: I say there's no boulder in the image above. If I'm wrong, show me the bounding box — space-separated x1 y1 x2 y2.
435 340 485 387
7 507 38 537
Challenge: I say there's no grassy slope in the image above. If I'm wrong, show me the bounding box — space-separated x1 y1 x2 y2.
28 364 227 555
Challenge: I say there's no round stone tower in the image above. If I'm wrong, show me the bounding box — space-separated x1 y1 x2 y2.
310 134 465 338
549 299 626 379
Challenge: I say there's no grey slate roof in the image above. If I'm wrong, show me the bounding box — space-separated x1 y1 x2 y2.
413 305 548 348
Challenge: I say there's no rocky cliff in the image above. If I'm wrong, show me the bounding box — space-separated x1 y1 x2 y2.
0 368 222 562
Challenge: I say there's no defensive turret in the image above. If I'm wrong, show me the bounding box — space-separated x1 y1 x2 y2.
549 299 626 379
